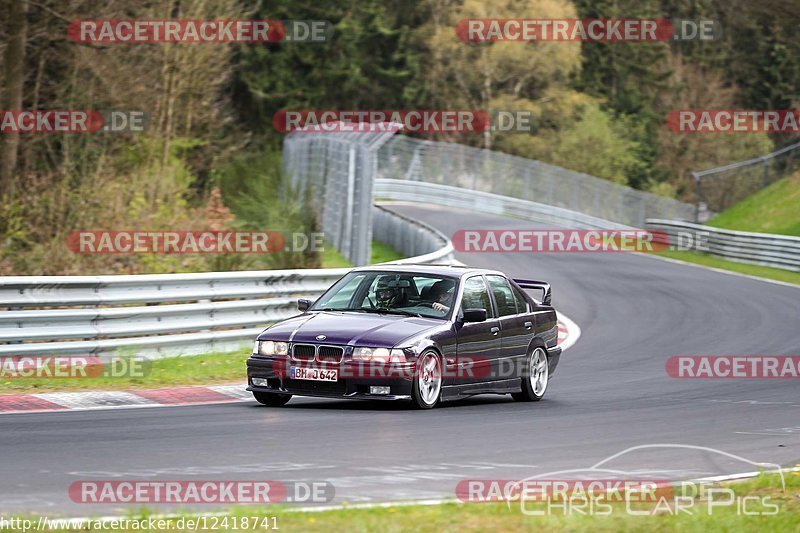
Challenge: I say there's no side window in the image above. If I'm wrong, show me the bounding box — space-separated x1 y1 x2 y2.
486 275 519 317
460 276 494 318
511 284 530 313
317 274 367 309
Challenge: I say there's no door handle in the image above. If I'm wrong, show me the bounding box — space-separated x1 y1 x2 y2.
524 321 533 330
490 326 500 335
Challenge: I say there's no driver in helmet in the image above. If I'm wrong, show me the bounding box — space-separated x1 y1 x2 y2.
375 278 407 308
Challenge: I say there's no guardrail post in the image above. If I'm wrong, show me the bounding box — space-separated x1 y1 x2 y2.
525 167 532 201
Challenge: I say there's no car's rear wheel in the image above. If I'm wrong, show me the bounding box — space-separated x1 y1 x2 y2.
512 346 549 402
411 350 442 409
253 391 292 406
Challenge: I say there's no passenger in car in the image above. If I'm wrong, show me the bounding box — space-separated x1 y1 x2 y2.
429 279 455 313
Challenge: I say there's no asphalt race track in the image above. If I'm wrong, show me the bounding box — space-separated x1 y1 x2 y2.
2 204 799 515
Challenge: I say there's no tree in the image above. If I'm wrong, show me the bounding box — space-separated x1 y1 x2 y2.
419 0 581 149
0 0 29 198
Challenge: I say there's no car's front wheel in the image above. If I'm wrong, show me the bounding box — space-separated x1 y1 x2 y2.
512 346 549 402
253 391 292 406
411 350 442 409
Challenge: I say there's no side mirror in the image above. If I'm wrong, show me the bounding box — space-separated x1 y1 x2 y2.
297 298 311 312
462 308 487 323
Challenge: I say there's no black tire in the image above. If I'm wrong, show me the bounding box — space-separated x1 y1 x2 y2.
410 350 442 409
253 391 292 406
512 346 549 402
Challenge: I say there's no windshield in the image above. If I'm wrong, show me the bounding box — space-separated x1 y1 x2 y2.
310 271 459 320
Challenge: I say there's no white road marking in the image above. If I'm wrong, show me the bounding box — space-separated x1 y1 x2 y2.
208 384 251 399
32 391 159 409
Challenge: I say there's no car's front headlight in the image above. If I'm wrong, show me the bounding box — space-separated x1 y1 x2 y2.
256 340 288 356
352 347 406 363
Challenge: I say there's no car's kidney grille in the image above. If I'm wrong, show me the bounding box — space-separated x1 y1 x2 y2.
293 344 316 361
317 346 344 363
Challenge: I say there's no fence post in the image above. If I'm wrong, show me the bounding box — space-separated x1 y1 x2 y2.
760 156 769 188
692 172 701 223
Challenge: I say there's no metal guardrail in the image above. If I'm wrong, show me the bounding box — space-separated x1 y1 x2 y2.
285 129 695 265
647 219 800 272
372 203 455 263
0 206 453 359
375 180 631 230
379 135 695 227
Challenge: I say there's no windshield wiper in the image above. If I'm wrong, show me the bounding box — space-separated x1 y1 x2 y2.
321 307 423 318
364 307 423 318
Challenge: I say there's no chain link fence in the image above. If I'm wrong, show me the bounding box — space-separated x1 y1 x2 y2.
692 141 800 221
283 125 400 266
284 128 696 264
377 136 695 227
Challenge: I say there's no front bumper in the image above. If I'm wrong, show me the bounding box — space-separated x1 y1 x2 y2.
246 356 414 401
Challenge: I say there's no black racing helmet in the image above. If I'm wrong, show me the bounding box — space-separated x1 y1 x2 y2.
375 276 410 307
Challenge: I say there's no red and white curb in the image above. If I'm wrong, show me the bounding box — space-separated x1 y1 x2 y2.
557 313 580 352
0 385 249 415
0 315 580 416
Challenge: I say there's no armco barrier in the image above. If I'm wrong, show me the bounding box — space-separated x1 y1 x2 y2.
372 203 454 263
647 219 800 272
0 206 454 359
375 179 632 230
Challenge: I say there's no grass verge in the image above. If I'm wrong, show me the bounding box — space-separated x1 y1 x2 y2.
707 174 800 236
321 239 405 268
652 250 800 286
3 472 798 532
0 351 249 394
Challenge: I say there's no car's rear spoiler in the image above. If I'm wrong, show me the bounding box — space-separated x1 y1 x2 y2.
512 279 552 306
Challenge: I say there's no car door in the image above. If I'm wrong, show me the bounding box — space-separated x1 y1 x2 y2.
450 275 501 385
485 275 535 381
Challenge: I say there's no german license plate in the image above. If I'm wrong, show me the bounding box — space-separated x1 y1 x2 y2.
290 366 338 382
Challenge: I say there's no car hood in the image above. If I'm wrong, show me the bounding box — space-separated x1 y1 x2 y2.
257 311 443 347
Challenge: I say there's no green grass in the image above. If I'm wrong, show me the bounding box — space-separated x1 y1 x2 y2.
648 173 800 286
4 472 798 531
707 174 800 236
0 351 249 394
653 250 800 286
319 241 353 267
370 240 405 264
321 240 405 268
